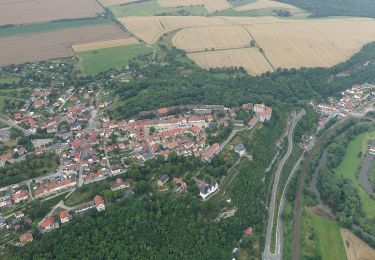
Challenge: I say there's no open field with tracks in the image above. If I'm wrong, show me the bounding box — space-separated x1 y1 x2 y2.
0 0 103 26
173 25 252 52
118 16 228 44
73 38 138 52
0 24 128 66
244 19 375 69
188 48 272 75
158 0 231 12
235 0 298 11
341 229 375 260
99 0 137 6
141 17 375 73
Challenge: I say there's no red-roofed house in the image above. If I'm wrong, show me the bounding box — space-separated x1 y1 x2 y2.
59 210 70 223
203 143 220 162
39 216 57 230
12 190 29 204
244 227 253 237
19 231 33 245
94 195 105 212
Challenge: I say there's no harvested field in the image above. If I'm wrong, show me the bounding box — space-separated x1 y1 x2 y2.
72 38 138 52
0 24 128 67
158 0 231 12
0 0 103 26
188 48 273 75
119 16 228 44
245 19 375 69
341 229 375 260
173 25 252 52
235 0 298 12
100 0 137 6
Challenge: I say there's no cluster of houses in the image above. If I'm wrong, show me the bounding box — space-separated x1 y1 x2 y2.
316 83 375 127
0 189 29 209
13 85 94 134
39 195 105 234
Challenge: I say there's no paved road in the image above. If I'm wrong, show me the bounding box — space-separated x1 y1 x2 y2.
358 154 375 194
263 110 305 260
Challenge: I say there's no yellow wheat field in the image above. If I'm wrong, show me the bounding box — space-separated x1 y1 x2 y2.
245 19 375 69
157 0 231 12
72 38 139 52
118 16 228 44
99 0 137 6
173 25 252 52
235 0 298 12
341 229 375 260
188 48 273 75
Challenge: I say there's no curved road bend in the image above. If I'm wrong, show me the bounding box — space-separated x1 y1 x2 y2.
263 110 305 260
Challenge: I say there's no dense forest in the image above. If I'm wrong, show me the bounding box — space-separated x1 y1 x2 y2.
108 43 375 119
278 0 375 18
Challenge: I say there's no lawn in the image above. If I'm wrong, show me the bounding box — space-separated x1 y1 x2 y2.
109 0 208 17
0 76 20 84
308 210 347 260
334 130 375 218
65 190 92 207
77 44 153 75
0 18 111 37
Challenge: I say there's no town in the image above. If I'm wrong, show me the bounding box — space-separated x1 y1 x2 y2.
0 76 273 246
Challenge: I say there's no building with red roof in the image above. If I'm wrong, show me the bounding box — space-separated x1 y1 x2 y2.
19 231 33 245
59 210 70 223
94 195 105 212
39 216 57 230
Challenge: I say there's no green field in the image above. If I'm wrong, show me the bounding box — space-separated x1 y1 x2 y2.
227 0 256 8
0 18 111 37
0 88 27 112
77 44 153 75
0 76 20 84
301 209 347 260
109 0 208 17
334 130 375 218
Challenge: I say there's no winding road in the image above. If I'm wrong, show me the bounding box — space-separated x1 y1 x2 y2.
263 110 305 260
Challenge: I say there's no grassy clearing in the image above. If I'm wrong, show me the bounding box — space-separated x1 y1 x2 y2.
109 0 208 17
227 0 256 8
77 44 152 75
214 7 275 16
0 76 20 84
0 18 111 37
0 87 29 112
65 190 92 207
334 130 375 218
301 209 347 260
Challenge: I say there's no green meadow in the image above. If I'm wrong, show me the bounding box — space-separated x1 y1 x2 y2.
77 44 153 75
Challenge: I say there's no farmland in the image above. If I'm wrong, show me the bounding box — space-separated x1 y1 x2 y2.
188 48 273 75
109 0 208 17
72 38 139 52
118 15 375 74
341 229 375 260
158 0 231 13
0 0 103 26
118 16 228 44
0 24 128 67
173 25 252 52
99 0 137 6
235 0 299 11
77 44 152 75
0 18 111 38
